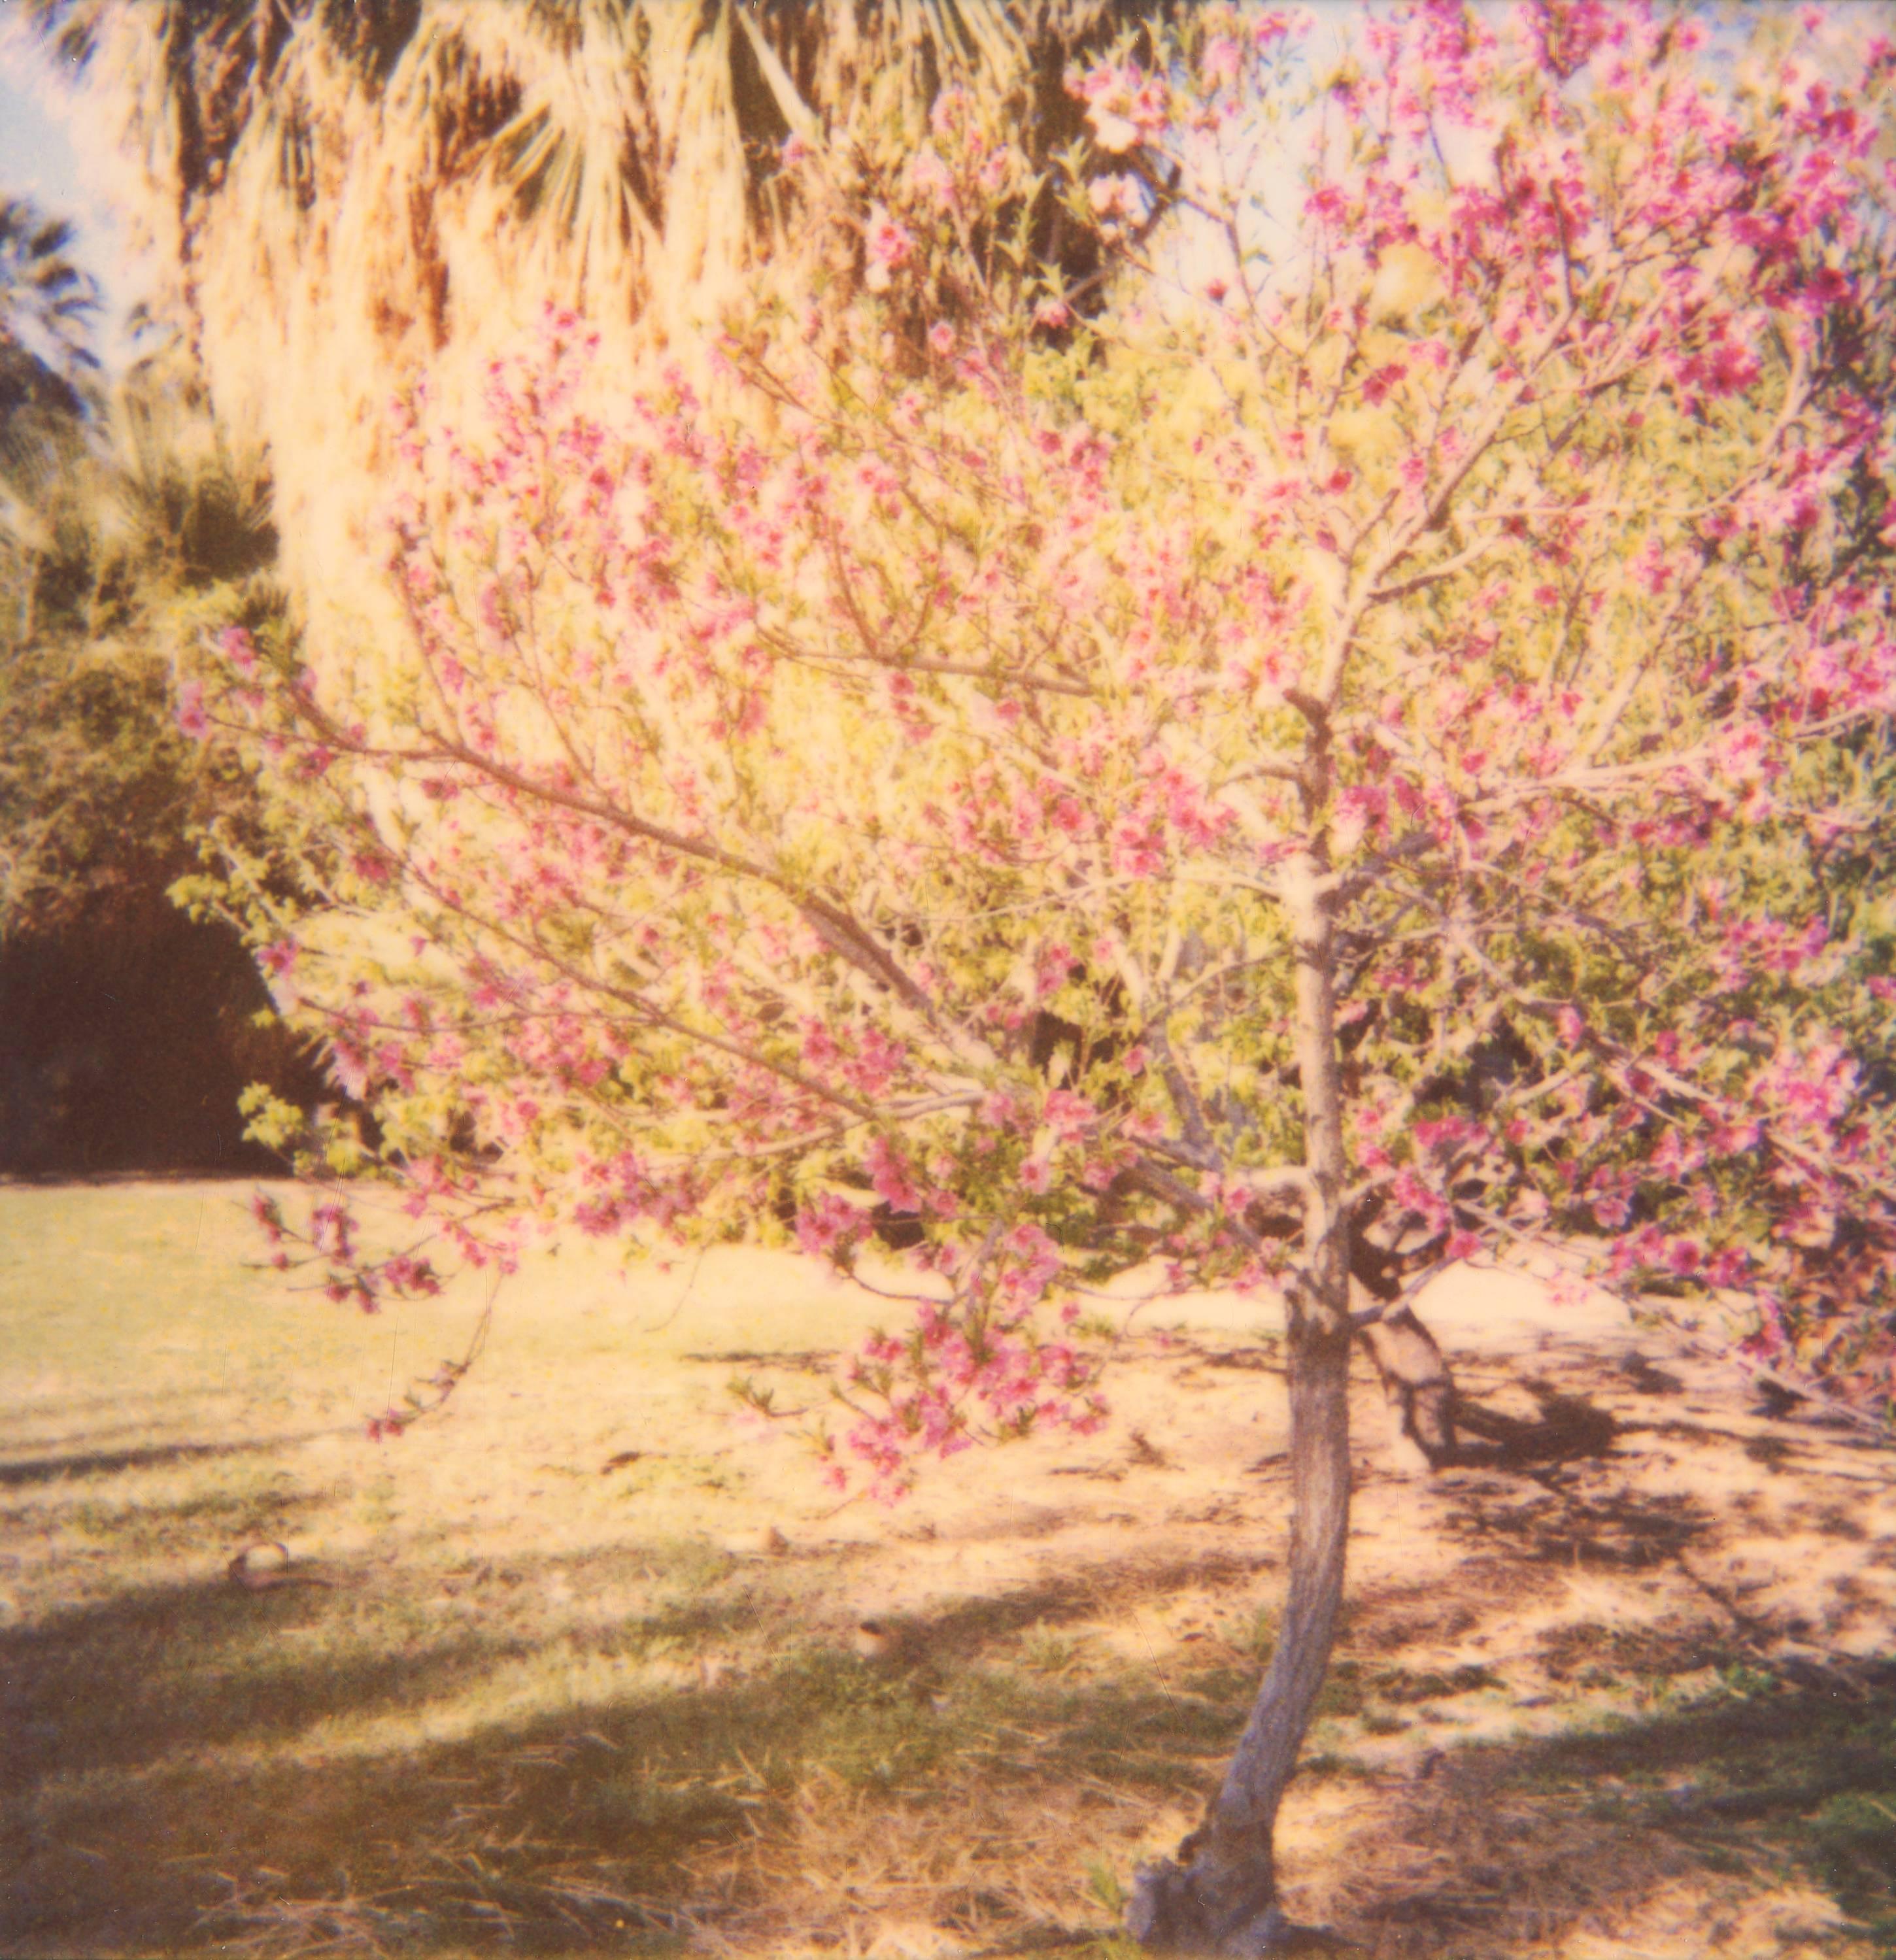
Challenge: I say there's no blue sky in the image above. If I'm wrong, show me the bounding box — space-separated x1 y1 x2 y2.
1 6 149 363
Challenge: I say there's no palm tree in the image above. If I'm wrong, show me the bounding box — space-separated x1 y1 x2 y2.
2 197 103 666
25 1 1148 645
1 194 100 537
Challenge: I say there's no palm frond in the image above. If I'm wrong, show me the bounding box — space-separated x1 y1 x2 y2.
0 196 101 503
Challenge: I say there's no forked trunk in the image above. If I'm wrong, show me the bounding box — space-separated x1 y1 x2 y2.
1126 853 1356 1955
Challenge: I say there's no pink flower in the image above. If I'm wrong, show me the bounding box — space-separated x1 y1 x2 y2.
865 1134 921 1211
1200 34 1243 87
907 146 956 208
864 206 914 291
1070 59 1170 153
330 1043 370 1100
175 679 211 741
1361 361 1407 405
797 1191 868 1260
1253 8 1310 45
1089 175 1143 223
928 322 956 357
216 625 259 676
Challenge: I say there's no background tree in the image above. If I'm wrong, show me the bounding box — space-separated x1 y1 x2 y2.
1 197 322 1172
178 4 1896 1948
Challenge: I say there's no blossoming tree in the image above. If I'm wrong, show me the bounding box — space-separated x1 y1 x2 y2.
184 3 1895 1948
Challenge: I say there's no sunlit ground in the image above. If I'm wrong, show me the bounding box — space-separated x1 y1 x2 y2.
3 1183 1892 1957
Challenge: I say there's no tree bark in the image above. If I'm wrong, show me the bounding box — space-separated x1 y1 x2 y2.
1126 853 1355 1955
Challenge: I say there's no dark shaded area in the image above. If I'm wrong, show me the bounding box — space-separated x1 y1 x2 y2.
0 1432 327 1490
1451 1379 1621 1471
0 883 324 1175
1440 1475 1709 1575
5 1324 1888 1955
0 1576 503 1785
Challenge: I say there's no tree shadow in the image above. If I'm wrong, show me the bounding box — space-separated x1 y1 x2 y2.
1437 1477 1710 1572
0 1574 504 1783
1344 1663 1896 1955
0 1543 1244 1956
6 1526 1892 1959
1450 1377 1619 1472
0 1432 334 1489
889 1542 1277 1663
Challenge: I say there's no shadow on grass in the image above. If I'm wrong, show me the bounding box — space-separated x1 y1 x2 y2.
912 1544 1278 1663
0 1433 335 1489
3 1549 1200 1955
0 1577 509 1785
6 1527 1893 1959
1349 1661 1896 1955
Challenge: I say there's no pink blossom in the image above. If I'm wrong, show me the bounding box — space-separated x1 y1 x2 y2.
864 206 914 291
907 146 956 208
216 625 260 676
796 1192 868 1260
1070 61 1169 154
1200 35 1243 87
175 679 211 741
1088 175 1143 223
1253 8 1310 44
865 1134 922 1212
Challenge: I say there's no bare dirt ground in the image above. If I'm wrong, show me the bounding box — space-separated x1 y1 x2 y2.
2 1184 1893 1957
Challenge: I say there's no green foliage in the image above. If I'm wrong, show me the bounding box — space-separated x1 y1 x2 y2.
1 198 323 1168
1 343 278 938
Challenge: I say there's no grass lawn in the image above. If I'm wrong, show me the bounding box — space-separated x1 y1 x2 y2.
2 1181 1893 1957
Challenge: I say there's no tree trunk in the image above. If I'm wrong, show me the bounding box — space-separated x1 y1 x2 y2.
1126 853 1355 1955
